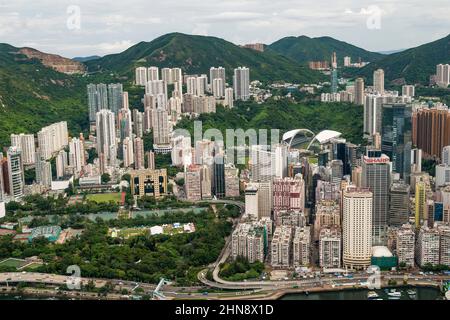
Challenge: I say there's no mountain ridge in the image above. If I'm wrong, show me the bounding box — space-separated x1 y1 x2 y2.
85 32 325 83
267 35 385 64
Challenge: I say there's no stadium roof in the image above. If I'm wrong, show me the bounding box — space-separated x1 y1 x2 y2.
282 129 342 150
372 246 393 257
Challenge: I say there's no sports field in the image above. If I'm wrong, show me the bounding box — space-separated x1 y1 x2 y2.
0 258 28 269
86 193 123 204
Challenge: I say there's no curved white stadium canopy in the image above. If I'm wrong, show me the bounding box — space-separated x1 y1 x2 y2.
282 129 342 150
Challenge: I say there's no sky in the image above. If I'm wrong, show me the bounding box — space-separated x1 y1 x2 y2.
0 0 449 58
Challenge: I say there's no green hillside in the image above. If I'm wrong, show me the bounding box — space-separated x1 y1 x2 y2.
268 35 384 64
0 44 88 149
86 33 324 84
176 99 364 145
348 34 450 85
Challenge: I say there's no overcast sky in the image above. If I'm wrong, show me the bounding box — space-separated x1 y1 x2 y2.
0 0 449 58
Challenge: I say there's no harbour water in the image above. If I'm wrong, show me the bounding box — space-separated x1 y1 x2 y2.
281 286 443 300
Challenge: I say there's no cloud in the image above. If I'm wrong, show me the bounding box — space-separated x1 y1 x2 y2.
0 0 448 56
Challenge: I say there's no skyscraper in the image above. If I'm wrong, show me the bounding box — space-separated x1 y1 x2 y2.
10 134 35 165
233 67 250 101
134 137 145 170
152 108 171 153
319 226 341 269
135 67 148 86
362 152 391 244
7 147 25 199
436 64 450 88
147 67 159 81
224 88 234 108
210 67 226 92
37 122 69 160
96 109 117 168
213 154 225 199
412 108 450 160
107 83 123 114
381 103 412 182
373 69 385 94
343 188 373 270
35 153 52 188
355 78 365 105
212 78 225 99
87 83 108 123
68 138 85 176
389 182 411 227
185 165 202 201
415 181 427 229
122 137 134 168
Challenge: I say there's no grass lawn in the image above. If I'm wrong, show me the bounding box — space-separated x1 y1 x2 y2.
0 258 28 269
86 193 122 204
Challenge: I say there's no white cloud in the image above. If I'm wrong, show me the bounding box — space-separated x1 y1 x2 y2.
0 0 448 56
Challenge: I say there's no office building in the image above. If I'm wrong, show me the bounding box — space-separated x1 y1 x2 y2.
319 226 342 269
389 182 410 226
233 67 250 101
362 152 391 244
343 188 373 270
381 103 412 181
